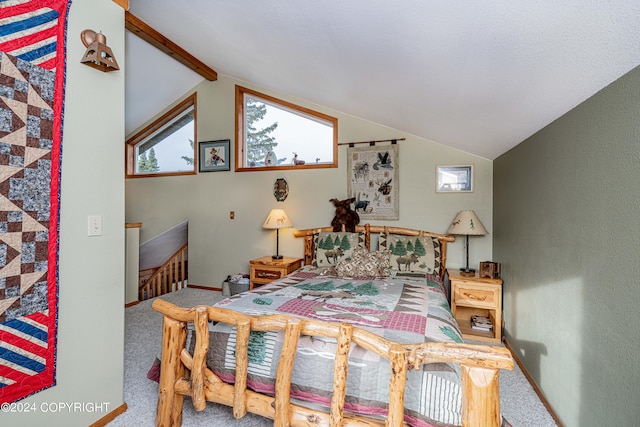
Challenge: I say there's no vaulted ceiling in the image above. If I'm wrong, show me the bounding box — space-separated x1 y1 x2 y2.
125 1 640 160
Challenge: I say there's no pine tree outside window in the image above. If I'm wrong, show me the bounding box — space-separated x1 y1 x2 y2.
126 94 197 178
235 86 337 171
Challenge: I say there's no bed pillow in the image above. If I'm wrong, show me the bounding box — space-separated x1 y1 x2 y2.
379 233 442 276
335 248 391 278
312 231 364 268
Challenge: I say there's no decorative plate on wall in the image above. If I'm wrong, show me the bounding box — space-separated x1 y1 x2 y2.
274 178 289 201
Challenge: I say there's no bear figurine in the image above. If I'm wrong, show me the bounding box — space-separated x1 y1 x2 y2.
330 198 360 232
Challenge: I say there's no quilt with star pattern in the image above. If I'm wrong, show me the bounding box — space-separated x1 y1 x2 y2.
0 0 70 403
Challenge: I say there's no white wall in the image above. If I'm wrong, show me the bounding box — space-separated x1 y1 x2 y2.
2 1 126 426
126 75 495 287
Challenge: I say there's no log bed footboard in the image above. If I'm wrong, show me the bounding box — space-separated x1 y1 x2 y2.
152 299 514 427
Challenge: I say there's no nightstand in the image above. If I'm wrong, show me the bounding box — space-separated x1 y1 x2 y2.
448 268 503 343
249 256 303 289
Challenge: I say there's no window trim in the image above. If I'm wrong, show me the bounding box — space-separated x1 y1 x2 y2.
235 85 338 172
126 93 198 178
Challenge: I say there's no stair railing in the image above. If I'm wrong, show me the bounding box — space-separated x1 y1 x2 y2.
139 243 188 301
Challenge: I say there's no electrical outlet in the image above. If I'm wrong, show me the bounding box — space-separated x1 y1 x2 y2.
88 215 102 236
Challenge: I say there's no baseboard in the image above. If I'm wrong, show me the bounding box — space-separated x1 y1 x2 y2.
187 284 222 291
503 339 563 427
125 300 139 308
88 402 127 427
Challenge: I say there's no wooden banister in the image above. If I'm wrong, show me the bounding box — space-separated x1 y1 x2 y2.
139 243 188 301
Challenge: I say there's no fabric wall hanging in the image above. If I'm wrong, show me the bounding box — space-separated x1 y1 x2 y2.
347 144 399 220
0 0 70 403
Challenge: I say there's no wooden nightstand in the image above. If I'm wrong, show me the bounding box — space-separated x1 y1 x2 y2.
448 268 503 343
249 256 303 289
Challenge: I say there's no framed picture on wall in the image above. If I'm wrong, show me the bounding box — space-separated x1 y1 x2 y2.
436 165 473 192
199 140 231 172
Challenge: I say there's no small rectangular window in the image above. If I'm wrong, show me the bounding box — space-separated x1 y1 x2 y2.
235 86 337 171
126 94 197 178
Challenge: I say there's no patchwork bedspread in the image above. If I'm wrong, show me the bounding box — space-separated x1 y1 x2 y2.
209 268 464 427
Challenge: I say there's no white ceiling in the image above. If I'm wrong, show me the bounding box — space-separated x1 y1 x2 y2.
125 1 640 160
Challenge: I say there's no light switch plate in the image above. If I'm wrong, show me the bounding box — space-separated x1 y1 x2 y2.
88 215 102 236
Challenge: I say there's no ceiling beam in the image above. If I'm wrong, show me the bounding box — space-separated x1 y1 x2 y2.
113 0 129 10
125 11 218 81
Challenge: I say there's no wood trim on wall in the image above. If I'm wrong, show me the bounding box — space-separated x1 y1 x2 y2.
124 11 218 81
234 85 338 172
187 284 221 292
125 93 198 178
88 402 128 427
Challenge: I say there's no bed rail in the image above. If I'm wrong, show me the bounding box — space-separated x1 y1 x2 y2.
152 299 513 427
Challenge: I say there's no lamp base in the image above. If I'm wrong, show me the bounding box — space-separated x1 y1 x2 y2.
271 255 283 260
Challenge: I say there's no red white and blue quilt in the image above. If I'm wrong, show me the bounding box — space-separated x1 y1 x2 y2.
0 0 70 403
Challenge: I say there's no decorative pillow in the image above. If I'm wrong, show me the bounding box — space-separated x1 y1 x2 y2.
335 248 391 278
311 231 364 268
379 233 442 276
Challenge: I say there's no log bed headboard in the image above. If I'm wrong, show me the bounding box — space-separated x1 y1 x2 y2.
293 224 455 278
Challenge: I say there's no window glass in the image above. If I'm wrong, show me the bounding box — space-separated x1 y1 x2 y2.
126 94 197 177
236 86 337 171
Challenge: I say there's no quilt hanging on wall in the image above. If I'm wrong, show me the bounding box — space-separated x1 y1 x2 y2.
0 0 70 403
347 144 399 220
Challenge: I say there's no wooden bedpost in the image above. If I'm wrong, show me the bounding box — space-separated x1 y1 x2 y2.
233 318 251 418
460 365 502 427
191 307 209 411
303 234 314 266
156 313 188 427
329 323 353 424
274 318 302 427
387 345 407 427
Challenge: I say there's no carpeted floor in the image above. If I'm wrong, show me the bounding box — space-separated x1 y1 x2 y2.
108 288 557 427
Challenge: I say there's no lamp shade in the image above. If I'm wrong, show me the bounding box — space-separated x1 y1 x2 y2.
447 210 488 236
262 209 293 229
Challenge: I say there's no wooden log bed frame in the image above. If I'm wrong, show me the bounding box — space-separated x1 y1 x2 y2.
152 224 514 427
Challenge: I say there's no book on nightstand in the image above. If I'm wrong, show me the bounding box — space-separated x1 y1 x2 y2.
471 315 493 331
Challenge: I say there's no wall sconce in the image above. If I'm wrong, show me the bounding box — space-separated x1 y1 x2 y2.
80 29 120 72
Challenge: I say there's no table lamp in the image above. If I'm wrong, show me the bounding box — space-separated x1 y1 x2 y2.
262 209 293 260
447 210 488 275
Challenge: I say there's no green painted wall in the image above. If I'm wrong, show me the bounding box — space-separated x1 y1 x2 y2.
494 66 640 426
